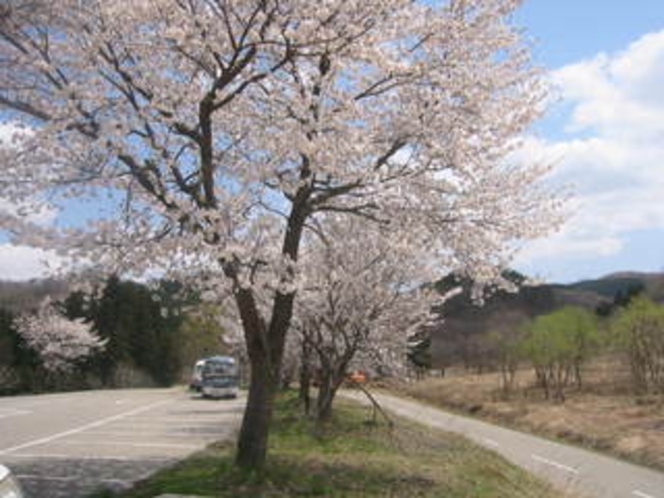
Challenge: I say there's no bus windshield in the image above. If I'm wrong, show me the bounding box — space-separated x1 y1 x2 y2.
202 357 238 378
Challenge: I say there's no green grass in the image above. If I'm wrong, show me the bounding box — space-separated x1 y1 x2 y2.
90 392 565 498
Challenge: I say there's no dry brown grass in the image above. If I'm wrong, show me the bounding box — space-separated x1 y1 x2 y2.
388 357 664 471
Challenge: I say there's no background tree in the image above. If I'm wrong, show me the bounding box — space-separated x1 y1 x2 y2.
611 296 664 393
296 219 438 422
0 308 22 393
521 306 599 401
177 302 230 377
484 311 529 394
0 0 560 468
89 276 183 386
0 304 44 392
428 271 557 374
14 299 107 375
407 332 433 380
1 275 215 391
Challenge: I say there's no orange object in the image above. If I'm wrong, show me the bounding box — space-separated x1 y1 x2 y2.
348 370 368 384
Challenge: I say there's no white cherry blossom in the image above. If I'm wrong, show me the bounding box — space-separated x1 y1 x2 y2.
0 0 562 468
15 299 107 372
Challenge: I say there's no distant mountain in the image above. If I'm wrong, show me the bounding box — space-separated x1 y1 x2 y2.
429 271 663 369
560 273 658 298
0 279 68 313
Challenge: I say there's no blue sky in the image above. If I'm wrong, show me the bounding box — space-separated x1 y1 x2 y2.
511 0 664 282
1 1 663 283
516 1 664 68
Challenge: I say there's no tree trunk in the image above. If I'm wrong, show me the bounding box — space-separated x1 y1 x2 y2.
536 367 550 399
232 277 300 469
235 356 279 469
574 362 582 389
299 340 312 416
315 366 346 423
299 368 311 416
281 362 296 390
316 367 331 422
233 187 309 469
232 288 290 470
316 375 336 422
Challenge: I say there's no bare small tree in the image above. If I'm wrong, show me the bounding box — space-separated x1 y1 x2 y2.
612 297 664 393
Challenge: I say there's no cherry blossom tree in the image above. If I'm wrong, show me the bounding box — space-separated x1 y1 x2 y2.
296 218 441 421
0 0 561 468
15 299 106 373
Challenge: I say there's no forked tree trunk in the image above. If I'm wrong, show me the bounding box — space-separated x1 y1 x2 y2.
235 353 279 469
233 184 309 469
314 346 354 423
315 366 347 423
316 375 336 422
232 279 300 469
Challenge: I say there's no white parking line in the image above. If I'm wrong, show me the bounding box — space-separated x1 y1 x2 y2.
0 409 31 419
56 440 200 449
107 419 226 425
120 417 232 423
0 399 173 456
16 474 74 482
530 454 580 475
633 490 656 498
16 474 131 485
78 430 222 438
9 453 174 462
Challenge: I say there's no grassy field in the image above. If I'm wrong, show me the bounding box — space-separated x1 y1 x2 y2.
90 392 565 498
391 360 664 471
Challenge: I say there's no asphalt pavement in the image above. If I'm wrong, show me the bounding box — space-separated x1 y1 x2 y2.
0 388 244 498
4 387 663 498
342 390 664 498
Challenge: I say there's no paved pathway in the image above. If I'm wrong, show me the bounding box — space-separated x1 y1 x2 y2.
342 390 664 498
0 388 243 497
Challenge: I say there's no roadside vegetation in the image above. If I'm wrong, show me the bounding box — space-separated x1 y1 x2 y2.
90 392 565 498
398 294 664 471
0 276 233 394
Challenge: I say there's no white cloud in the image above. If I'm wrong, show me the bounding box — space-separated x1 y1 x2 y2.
552 31 664 141
514 30 664 270
517 234 623 265
0 244 64 281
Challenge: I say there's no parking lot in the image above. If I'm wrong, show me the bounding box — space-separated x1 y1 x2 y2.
0 388 244 497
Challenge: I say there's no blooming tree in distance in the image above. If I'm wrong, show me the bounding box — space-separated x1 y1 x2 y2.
295 217 442 421
0 0 562 468
15 299 106 373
